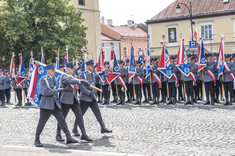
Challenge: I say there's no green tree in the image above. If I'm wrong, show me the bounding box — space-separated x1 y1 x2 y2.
0 0 87 67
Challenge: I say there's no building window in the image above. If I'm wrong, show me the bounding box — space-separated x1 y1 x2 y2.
199 22 213 40
201 25 212 39
168 27 177 43
79 0 85 5
123 47 127 56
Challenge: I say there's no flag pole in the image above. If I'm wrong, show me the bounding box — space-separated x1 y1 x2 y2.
12 52 17 103
115 79 119 101
222 73 224 101
183 75 186 96
150 73 153 97
202 71 204 100
36 61 102 92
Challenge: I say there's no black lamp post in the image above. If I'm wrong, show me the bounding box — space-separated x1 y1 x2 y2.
176 2 195 42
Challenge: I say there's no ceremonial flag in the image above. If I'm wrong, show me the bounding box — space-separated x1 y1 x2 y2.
197 38 207 72
217 35 225 78
28 63 47 104
128 46 136 82
27 56 34 87
81 48 87 72
10 53 15 88
176 38 196 85
108 48 120 83
158 41 172 79
10 53 15 78
63 51 69 65
145 43 151 79
176 39 191 77
16 53 27 89
55 56 62 87
194 28 198 45
97 48 105 82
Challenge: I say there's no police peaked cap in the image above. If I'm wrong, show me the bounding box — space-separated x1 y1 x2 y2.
86 60 95 66
66 62 75 68
45 64 55 70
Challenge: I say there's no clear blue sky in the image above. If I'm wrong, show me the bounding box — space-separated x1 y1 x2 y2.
99 0 175 25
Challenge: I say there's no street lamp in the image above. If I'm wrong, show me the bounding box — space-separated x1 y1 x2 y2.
176 2 195 42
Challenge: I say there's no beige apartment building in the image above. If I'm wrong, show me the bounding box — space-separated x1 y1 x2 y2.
146 0 235 56
71 0 101 60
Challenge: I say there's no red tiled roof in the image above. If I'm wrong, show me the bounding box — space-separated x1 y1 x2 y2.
105 25 147 38
101 34 117 41
147 0 235 24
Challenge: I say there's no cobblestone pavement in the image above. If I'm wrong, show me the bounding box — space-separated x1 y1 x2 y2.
1 98 235 155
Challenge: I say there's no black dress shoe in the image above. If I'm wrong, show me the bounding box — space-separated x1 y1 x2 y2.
34 139 43 147
167 101 173 105
56 134 65 142
101 127 112 133
184 101 191 105
81 134 92 141
15 103 22 107
204 101 210 105
72 128 80 136
66 137 78 144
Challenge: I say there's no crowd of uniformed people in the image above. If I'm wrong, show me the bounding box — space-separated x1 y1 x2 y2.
0 52 235 147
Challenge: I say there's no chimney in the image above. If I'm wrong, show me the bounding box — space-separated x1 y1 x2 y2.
127 20 134 28
107 19 113 26
101 16 105 24
134 23 138 28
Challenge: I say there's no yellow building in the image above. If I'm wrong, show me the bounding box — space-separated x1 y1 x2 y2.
71 0 101 60
146 0 235 56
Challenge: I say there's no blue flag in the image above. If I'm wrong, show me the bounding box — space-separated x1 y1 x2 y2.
145 43 151 79
34 64 47 105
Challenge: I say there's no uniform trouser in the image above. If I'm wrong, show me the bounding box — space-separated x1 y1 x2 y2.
23 88 29 103
57 99 86 134
161 82 167 100
143 83 151 100
197 80 203 99
36 105 69 135
168 82 176 101
194 81 199 100
224 81 233 100
80 99 105 128
204 81 215 101
15 89 22 104
5 88 10 102
214 80 220 100
96 84 101 101
126 83 133 100
102 85 110 100
117 85 125 102
111 82 116 97
152 82 160 101
185 81 193 100
135 84 142 100
0 90 5 103
178 80 183 100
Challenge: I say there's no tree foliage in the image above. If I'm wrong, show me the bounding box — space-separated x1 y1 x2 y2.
0 0 87 67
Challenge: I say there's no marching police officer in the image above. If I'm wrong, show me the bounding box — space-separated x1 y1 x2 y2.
55 62 92 142
79 60 112 134
0 69 5 106
34 64 78 147
102 61 110 105
204 53 216 105
117 60 127 105
4 70 11 104
133 60 143 105
13 68 23 106
223 54 234 105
